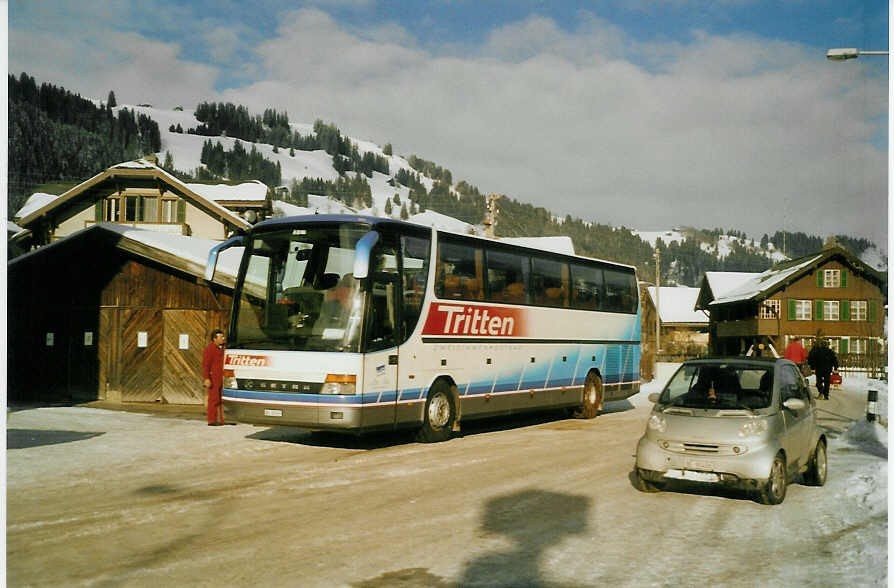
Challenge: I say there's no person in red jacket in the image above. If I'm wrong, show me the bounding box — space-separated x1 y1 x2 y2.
784 336 808 372
202 329 227 426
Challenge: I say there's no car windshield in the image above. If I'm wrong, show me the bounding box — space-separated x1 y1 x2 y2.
659 364 773 410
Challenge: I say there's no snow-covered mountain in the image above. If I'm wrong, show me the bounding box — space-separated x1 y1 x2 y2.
128 104 475 234
127 104 886 272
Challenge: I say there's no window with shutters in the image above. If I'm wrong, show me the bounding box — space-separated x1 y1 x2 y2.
792 299 812 320
822 300 839 321
822 269 840 288
850 300 867 321
103 195 182 224
760 300 780 319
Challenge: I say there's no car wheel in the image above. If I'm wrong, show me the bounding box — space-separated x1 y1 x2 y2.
759 454 788 505
416 380 456 443
803 440 827 487
574 372 603 419
633 468 662 493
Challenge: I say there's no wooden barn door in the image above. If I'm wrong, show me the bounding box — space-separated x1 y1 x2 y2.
67 309 101 401
161 310 207 404
119 309 163 402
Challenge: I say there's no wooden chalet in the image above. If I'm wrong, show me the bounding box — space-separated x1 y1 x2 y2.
695 243 886 372
7 224 240 405
10 157 267 250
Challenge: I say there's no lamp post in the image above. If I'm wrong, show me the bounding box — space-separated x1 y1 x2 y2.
826 48 889 61
654 248 660 355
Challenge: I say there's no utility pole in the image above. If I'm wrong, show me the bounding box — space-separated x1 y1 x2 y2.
654 248 661 355
484 193 500 238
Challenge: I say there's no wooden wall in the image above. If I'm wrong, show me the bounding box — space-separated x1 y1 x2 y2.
9 235 232 404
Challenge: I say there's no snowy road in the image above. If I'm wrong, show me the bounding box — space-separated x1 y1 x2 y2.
6 369 887 586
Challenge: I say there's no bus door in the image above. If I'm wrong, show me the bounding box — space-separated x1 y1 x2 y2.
361 238 401 429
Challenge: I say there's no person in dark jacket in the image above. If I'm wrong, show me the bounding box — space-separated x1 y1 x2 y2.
807 339 838 400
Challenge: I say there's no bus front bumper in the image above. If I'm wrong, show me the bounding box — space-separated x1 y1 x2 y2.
223 395 364 430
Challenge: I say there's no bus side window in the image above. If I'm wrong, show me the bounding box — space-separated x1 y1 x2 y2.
486 249 530 304
366 244 399 351
570 263 602 310
436 239 480 301
603 268 636 313
401 234 431 340
532 256 568 308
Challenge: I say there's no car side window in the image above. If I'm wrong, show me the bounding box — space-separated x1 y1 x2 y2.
779 365 808 402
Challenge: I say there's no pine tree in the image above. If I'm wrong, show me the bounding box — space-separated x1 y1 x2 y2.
384 199 393 216
400 203 409 220
107 91 117 108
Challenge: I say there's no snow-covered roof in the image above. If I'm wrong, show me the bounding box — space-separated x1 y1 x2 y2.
15 193 59 220
186 180 268 202
703 272 757 300
646 287 707 324
711 255 822 305
9 223 242 286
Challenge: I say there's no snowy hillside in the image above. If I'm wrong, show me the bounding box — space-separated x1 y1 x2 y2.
633 228 886 272
128 104 450 232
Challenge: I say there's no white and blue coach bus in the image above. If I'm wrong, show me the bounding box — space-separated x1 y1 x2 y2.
206 215 640 442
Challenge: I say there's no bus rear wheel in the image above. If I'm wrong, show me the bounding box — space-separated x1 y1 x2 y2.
416 381 456 443
574 372 603 419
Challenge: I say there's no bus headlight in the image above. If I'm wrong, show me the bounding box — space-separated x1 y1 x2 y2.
223 369 238 389
322 374 357 395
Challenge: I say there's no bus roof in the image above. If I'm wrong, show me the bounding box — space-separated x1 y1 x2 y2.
249 214 637 272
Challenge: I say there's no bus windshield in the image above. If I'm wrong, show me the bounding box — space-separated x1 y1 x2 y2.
231 223 369 352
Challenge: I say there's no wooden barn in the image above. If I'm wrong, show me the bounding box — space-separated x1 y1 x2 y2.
7 224 240 404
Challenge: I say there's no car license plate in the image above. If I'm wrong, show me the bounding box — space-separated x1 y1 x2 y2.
666 469 719 483
264 409 283 417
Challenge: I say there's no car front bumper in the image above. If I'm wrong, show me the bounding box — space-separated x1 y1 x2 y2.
635 434 778 487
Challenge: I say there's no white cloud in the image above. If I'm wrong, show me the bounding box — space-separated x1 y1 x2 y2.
10 27 219 108
220 9 886 243
8 4 887 244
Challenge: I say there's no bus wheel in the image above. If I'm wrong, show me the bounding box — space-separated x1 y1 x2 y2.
574 372 603 419
416 381 456 443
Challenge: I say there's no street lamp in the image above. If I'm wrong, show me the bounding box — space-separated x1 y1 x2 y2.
826 48 889 61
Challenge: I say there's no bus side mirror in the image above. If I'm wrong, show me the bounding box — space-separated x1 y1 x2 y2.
353 231 380 280
205 235 245 282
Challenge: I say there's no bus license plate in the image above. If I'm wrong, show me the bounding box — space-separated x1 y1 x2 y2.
666 469 718 483
264 409 283 417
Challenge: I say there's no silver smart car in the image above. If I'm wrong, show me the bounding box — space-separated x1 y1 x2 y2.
634 357 827 504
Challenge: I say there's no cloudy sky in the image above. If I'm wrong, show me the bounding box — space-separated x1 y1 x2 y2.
9 0 889 245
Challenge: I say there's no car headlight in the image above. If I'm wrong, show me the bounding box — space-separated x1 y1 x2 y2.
738 418 767 437
647 413 667 433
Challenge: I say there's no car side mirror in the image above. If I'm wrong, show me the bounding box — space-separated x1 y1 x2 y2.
648 393 660 403
783 398 807 411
